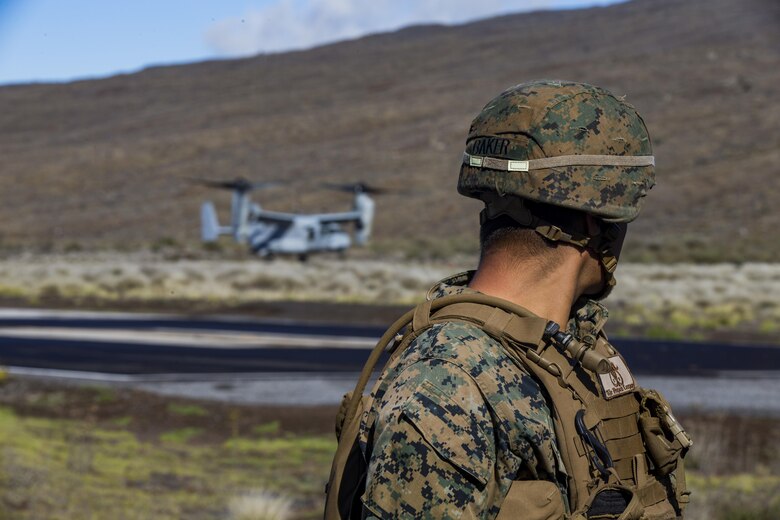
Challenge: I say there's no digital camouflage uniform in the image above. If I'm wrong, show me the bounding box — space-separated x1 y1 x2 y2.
325 80 690 520
360 272 611 519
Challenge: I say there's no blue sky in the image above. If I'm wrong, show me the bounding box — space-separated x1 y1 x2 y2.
0 0 625 85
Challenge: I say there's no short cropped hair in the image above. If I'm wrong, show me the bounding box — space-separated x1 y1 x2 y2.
479 201 590 270
479 215 564 271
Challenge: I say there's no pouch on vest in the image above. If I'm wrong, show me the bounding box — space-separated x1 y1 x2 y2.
495 480 565 520
637 388 691 476
580 485 643 520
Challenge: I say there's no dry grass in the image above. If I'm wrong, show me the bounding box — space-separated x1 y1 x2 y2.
0 251 459 306
609 263 780 338
687 475 780 520
1 252 778 339
229 491 293 520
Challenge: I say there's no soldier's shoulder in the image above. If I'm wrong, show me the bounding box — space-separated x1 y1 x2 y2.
410 319 500 362
403 319 530 384
406 319 551 425
373 321 499 414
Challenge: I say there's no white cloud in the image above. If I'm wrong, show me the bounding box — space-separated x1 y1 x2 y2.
204 0 624 56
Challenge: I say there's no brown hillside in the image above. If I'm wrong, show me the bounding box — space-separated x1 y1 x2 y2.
0 0 778 261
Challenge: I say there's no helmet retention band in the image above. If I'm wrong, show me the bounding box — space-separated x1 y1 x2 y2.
464 152 655 172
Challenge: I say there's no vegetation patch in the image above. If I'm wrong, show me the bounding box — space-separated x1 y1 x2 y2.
252 421 281 436
1 378 778 519
0 379 338 519
687 474 780 520
167 403 208 417
159 426 204 444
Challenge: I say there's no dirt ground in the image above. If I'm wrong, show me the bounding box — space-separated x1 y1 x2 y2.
0 376 340 519
3 376 777 476
0 376 779 519
0 377 339 441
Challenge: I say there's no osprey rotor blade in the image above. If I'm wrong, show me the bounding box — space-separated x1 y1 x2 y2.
189 177 285 192
321 182 388 195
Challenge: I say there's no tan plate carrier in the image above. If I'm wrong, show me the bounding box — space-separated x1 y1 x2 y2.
324 293 690 520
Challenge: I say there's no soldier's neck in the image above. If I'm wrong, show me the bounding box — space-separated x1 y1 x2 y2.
469 249 599 326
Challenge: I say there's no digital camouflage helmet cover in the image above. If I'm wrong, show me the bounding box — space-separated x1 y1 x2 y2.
458 80 656 294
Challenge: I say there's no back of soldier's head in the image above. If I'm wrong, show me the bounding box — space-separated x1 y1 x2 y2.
460 80 655 295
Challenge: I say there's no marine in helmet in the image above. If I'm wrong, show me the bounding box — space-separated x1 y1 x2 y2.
328 80 691 519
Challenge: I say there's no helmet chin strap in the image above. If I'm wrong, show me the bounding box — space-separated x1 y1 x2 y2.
481 196 622 301
586 223 623 300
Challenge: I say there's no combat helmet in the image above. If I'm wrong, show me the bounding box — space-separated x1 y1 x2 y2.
458 80 655 296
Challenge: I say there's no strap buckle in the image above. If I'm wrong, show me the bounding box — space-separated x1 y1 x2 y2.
602 256 618 273
538 224 564 242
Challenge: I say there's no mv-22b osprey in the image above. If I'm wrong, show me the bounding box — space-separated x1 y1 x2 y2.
196 178 378 259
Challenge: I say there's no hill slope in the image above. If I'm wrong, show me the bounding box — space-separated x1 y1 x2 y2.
0 0 778 260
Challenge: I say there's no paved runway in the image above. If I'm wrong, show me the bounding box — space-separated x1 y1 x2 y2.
0 308 778 376
0 308 381 373
1 308 778 412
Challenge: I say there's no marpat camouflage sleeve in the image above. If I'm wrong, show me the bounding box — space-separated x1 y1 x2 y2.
360 321 565 520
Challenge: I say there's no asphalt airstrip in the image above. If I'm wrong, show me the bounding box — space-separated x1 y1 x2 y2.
1 308 778 414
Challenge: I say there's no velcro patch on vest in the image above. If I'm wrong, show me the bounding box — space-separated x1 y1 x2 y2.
598 356 636 399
